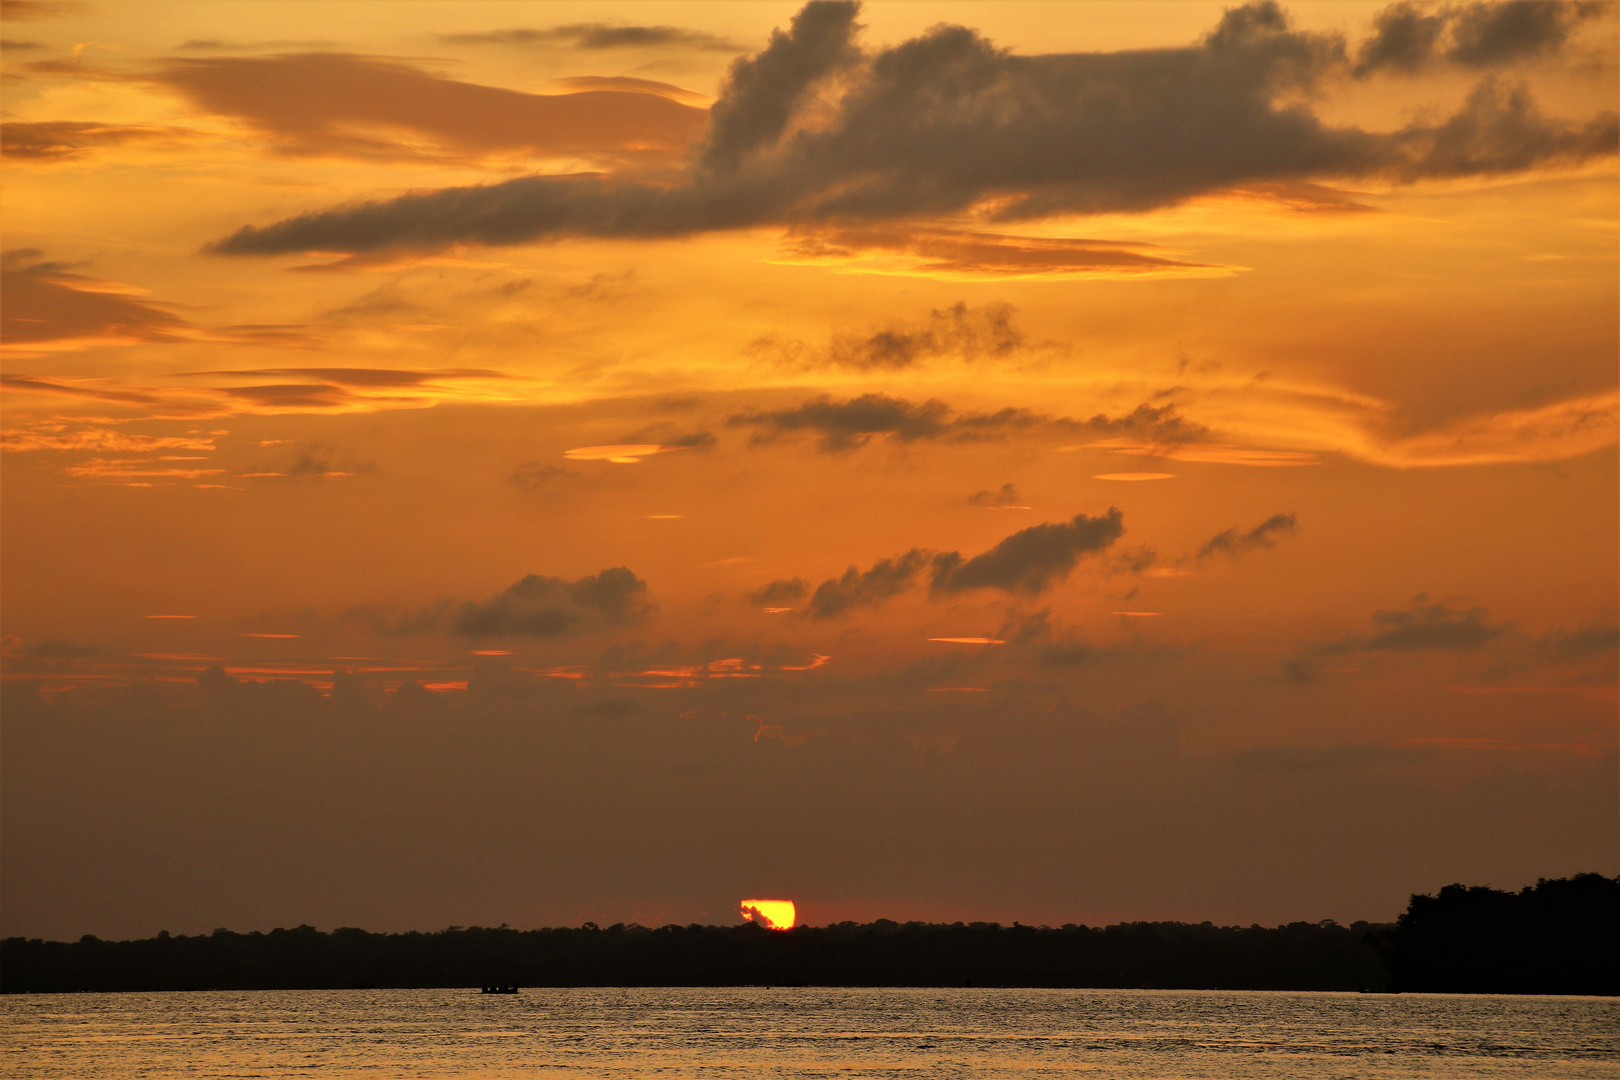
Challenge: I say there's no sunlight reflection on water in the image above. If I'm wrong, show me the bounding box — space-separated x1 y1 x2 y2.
2 987 1616 1079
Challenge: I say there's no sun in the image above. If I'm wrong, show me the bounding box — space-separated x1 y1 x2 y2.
739 899 796 930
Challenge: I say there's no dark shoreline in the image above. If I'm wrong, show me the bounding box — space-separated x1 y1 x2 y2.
5 875 1614 997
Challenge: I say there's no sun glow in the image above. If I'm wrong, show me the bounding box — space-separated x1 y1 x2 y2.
740 899 796 930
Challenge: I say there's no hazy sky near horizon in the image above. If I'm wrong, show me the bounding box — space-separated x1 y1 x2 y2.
2 0 1616 941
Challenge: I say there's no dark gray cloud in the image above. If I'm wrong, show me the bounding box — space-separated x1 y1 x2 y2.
1319 595 1509 654
1197 512 1298 560
745 578 809 608
931 509 1124 596
700 0 861 171
787 511 1127 621
729 393 952 451
239 441 367 480
749 301 1024 371
441 24 743 52
1073 403 1210 444
454 568 652 638
1537 622 1620 660
967 483 1025 508
611 424 717 450
508 462 587 493
1355 1 1608 76
728 394 1203 453
807 549 932 618
211 1 1617 258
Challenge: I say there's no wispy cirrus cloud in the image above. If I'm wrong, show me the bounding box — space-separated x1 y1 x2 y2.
1 121 197 162
440 23 744 53
153 52 709 166
0 250 322 358
767 226 1233 281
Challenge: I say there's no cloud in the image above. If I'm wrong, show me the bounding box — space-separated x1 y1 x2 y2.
218 384 350 410
1354 0 1609 77
805 550 933 618
700 0 862 172
1 1 84 19
729 394 952 451
182 367 509 388
176 38 339 52
441 24 743 52
931 508 1124 595
1319 596 1509 654
607 424 718 452
745 578 809 608
769 226 1231 280
238 442 358 480
1197 512 1298 560
966 483 1027 508
0 427 216 454
1 254 189 354
0 251 322 358
543 77 712 106
453 568 652 638
1355 391 1618 467
210 1 1617 258
0 374 176 409
1 121 195 162
1082 440 1318 467
63 458 226 483
155 53 709 165
1537 622 1620 660
729 393 1204 453
509 462 588 494
749 302 1025 371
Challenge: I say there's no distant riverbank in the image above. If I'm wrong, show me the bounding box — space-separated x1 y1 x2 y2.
4 874 1614 995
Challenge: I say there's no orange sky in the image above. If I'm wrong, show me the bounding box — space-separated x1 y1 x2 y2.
2 0 1616 940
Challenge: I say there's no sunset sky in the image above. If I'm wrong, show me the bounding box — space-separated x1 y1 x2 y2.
2 0 1616 941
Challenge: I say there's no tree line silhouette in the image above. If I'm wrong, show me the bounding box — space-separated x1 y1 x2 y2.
4 874 1613 995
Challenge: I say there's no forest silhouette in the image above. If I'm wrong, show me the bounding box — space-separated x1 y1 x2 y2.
3 875 1613 995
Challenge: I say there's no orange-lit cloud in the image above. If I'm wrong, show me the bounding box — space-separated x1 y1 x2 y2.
1 120 197 163
1081 441 1321 467
564 444 691 463
1094 472 1176 481
767 226 1233 281
739 899 795 929
153 53 709 166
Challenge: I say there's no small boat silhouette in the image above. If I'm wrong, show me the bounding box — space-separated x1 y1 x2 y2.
480 985 519 994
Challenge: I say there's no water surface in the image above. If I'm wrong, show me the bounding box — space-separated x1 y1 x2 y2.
3 987 1615 1078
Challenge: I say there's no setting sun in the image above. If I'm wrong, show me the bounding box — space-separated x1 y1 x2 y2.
740 900 796 930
